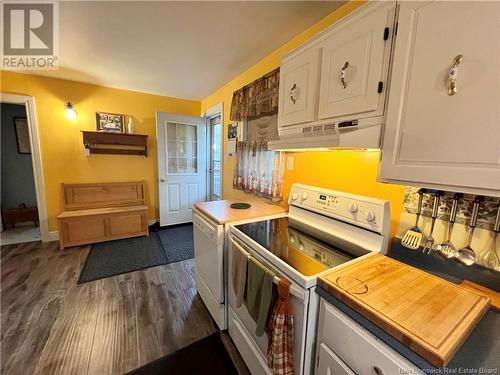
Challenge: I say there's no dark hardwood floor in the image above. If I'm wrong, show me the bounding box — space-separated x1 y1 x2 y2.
1 240 249 375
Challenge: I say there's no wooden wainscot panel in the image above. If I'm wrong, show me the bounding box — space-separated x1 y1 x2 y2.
60 215 107 245
63 181 145 210
108 211 147 237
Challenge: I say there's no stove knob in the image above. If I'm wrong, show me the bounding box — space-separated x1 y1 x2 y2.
302 192 309 200
291 192 298 201
349 203 358 213
365 210 376 222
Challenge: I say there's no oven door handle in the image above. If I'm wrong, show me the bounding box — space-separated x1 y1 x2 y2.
229 234 308 303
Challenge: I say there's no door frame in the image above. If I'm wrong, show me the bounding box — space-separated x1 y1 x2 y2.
204 103 224 200
0 93 50 242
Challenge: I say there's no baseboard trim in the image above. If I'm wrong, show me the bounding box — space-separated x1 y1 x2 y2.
47 231 59 242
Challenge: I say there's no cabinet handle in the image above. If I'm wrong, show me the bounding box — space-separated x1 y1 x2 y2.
160 178 166 182
340 61 349 89
289 83 298 104
447 54 463 96
373 366 384 375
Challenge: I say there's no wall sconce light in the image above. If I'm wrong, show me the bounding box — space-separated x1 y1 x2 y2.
65 102 78 120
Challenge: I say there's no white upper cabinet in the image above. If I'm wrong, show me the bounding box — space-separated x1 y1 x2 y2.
278 47 320 127
380 1 500 196
318 2 395 121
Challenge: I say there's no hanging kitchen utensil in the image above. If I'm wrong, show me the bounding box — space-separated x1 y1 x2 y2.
422 191 443 254
477 204 500 270
456 196 483 266
401 189 426 250
436 193 462 259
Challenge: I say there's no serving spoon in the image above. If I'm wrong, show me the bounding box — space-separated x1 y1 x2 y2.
436 193 462 258
478 204 500 270
456 196 483 266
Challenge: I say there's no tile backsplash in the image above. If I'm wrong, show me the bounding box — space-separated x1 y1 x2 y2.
403 187 499 231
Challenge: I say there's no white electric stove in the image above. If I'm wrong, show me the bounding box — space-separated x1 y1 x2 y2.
227 184 391 375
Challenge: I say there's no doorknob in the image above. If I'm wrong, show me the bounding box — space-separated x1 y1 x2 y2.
160 178 166 182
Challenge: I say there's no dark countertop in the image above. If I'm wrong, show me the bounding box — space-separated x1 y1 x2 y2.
316 238 500 372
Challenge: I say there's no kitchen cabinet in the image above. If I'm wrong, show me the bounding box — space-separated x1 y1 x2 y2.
315 298 418 375
317 2 395 121
379 1 500 196
276 2 396 139
278 46 320 127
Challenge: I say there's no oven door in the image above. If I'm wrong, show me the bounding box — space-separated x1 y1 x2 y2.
228 233 310 375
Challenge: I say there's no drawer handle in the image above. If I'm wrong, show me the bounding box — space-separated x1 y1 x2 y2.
289 83 298 104
340 61 349 89
373 366 384 375
447 54 463 96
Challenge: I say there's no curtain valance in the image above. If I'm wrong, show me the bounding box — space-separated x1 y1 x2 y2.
230 68 280 122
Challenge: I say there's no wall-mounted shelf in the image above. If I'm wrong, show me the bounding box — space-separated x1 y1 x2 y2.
82 131 148 156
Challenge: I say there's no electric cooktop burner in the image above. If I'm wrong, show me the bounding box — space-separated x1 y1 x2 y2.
235 217 364 276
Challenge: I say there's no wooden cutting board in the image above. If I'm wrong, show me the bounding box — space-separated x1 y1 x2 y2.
318 253 490 367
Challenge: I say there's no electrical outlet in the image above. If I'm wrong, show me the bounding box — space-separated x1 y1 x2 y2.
286 156 294 170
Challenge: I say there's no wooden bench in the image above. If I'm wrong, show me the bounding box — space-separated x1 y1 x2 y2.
57 181 149 249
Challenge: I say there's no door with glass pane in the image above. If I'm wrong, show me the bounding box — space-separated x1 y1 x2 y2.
208 115 222 200
156 112 206 226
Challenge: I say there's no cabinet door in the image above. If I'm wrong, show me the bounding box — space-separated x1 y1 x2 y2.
318 2 395 120
108 212 146 237
61 216 106 244
316 343 356 375
380 1 500 195
278 47 320 127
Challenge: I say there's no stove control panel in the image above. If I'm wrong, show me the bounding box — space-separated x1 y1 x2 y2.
289 183 390 235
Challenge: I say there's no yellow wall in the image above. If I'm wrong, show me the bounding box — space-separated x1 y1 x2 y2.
200 1 406 238
1 71 200 231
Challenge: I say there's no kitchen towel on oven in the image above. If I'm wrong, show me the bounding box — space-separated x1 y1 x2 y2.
245 257 275 336
267 278 294 375
231 239 249 308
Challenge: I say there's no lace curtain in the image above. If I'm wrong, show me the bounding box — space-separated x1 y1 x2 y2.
233 141 285 200
230 68 280 122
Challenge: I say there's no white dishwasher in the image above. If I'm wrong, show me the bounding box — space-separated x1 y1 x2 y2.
193 211 225 329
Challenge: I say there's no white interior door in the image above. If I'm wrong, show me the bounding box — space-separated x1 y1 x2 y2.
157 112 207 226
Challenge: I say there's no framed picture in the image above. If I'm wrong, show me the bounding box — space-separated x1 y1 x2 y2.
13 117 31 154
95 112 125 133
228 123 238 139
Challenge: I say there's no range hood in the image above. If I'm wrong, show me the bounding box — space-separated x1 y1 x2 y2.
268 119 382 152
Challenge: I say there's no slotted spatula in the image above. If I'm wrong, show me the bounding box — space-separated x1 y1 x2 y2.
401 189 425 250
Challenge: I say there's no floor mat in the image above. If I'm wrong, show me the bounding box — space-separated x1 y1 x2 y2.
126 332 238 375
78 233 166 284
157 223 194 264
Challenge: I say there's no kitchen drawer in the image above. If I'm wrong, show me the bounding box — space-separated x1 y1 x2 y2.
319 299 418 375
316 342 355 375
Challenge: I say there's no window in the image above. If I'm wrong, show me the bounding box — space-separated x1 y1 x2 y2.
233 113 284 200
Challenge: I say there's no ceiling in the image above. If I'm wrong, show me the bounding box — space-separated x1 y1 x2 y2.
31 1 345 100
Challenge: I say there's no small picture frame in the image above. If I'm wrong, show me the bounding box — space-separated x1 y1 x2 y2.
13 117 31 154
96 112 125 133
228 123 238 139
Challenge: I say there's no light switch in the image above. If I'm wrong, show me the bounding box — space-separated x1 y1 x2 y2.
286 156 294 170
